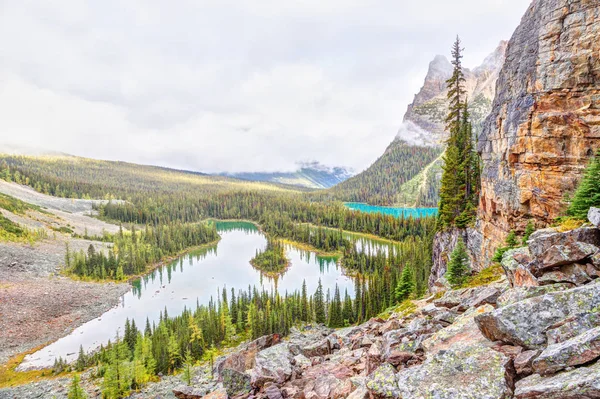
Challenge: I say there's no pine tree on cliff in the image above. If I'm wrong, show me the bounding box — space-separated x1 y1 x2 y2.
568 150 600 219
438 37 481 229
447 237 469 288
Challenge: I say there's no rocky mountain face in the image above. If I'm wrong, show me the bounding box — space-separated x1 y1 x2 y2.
401 40 507 145
476 0 600 264
431 0 600 287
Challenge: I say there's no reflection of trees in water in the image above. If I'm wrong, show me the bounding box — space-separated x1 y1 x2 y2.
131 245 219 297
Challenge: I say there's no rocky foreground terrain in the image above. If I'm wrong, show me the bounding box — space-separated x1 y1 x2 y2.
4 210 600 399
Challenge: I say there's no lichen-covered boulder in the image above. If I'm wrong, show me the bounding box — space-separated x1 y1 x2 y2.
221 368 251 397
496 284 571 307
250 343 293 387
533 326 600 375
366 363 400 398
539 242 599 269
546 312 600 345
528 227 600 261
396 342 512 399
515 360 600 398
475 280 600 349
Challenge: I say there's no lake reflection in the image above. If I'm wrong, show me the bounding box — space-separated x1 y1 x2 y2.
20 221 354 369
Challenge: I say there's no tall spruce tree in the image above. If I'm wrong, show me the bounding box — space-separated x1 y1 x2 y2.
438 37 480 229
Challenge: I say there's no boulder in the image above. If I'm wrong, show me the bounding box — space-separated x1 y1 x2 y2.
433 286 500 310
173 386 228 399
423 305 494 354
173 385 209 399
396 342 513 399
589 207 600 227
537 263 591 286
515 360 600 399
215 334 280 376
528 227 600 261
514 350 539 376
300 338 331 358
366 363 400 398
539 242 598 269
222 368 251 397
496 284 571 307
347 387 370 399
546 312 600 345
532 327 600 375
265 385 284 399
501 247 539 288
475 281 600 349
250 343 293 387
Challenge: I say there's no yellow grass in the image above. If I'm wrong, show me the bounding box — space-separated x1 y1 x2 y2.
0 345 62 388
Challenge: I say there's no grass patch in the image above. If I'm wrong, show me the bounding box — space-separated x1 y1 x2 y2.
0 346 59 388
461 262 504 288
378 300 417 320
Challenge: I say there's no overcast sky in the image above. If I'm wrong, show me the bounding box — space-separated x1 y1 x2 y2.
0 0 531 173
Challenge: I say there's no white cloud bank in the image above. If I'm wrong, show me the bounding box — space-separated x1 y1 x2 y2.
0 0 529 173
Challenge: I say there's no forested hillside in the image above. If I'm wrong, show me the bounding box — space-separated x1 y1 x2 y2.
321 139 442 206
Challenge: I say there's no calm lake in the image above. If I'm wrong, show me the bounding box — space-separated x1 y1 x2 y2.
20 221 363 369
344 203 438 218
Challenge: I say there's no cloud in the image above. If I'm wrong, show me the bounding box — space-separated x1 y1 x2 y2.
0 0 530 173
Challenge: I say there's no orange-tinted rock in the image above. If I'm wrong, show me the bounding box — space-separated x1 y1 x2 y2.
476 0 600 267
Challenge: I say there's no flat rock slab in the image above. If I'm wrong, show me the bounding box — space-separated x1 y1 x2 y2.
366 363 400 398
475 280 600 349
533 326 600 375
515 360 600 399
396 342 512 399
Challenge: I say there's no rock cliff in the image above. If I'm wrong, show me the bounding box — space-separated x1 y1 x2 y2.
477 0 600 263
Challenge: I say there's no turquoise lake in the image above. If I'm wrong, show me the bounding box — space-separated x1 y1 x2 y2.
344 202 438 218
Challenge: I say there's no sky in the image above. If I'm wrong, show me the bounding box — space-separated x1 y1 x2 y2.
0 0 531 174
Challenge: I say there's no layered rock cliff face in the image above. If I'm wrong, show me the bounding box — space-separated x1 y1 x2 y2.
477 0 600 263
401 41 507 145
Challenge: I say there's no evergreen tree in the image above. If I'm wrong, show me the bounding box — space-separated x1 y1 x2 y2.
395 264 414 302
568 150 600 219
314 279 326 324
182 348 194 385
505 230 519 248
446 238 469 288
68 375 87 399
438 37 480 229
522 221 535 245
327 285 343 328
75 345 87 372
